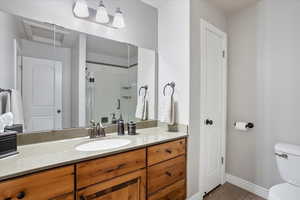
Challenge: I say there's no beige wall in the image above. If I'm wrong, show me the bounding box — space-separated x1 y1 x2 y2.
157 0 190 126
227 0 300 189
227 2 262 186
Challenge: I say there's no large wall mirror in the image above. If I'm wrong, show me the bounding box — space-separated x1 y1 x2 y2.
0 10 157 134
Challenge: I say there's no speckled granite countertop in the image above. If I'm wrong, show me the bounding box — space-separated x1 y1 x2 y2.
0 127 188 181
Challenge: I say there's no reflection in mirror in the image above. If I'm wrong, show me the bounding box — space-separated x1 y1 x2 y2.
20 21 77 133
0 10 156 135
0 12 77 133
85 36 138 125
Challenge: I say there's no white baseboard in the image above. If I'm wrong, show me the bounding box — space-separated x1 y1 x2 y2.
226 174 269 199
188 192 203 200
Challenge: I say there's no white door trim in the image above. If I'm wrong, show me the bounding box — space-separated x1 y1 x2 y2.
13 39 21 90
199 19 227 197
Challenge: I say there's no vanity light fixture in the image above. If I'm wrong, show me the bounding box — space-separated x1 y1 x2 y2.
112 8 125 29
73 0 126 29
96 1 109 24
73 0 89 18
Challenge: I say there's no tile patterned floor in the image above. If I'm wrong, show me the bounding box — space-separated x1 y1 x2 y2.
203 183 266 200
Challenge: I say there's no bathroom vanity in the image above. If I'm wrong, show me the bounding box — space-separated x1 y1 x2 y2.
0 128 187 200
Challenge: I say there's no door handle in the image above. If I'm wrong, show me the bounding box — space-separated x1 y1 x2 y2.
205 119 213 125
275 153 288 159
57 109 61 114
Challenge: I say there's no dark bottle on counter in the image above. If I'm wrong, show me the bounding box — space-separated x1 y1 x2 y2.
117 120 125 136
128 121 137 135
111 113 117 124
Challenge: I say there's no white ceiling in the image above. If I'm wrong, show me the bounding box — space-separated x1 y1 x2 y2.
207 0 260 14
19 18 77 48
17 17 138 58
87 35 138 58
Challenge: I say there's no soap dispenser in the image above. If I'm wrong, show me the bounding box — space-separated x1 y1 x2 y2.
117 119 125 136
127 121 137 135
111 113 117 124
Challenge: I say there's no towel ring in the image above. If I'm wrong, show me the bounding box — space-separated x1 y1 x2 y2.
0 88 11 93
163 82 175 96
139 85 148 98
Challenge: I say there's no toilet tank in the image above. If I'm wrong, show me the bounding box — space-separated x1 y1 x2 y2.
275 143 300 186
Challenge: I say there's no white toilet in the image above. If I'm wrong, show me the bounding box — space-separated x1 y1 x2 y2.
269 143 300 200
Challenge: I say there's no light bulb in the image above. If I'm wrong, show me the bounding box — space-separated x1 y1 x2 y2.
73 0 89 18
112 8 125 29
96 1 109 23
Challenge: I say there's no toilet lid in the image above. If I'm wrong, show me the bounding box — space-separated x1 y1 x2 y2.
269 183 300 200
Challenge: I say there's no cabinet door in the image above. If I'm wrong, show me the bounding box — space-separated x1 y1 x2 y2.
0 166 74 200
77 170 146 200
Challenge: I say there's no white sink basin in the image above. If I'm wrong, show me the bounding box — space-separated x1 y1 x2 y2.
75 139 131 152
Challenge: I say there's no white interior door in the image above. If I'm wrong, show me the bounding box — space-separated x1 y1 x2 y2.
200 19 227 196
22 57 62 132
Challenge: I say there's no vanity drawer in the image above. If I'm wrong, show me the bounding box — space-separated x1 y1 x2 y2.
0 166 74 200
147 155 186 195
76 149 146 189
77 169 146 200
147 139 186 166
148 179 186 200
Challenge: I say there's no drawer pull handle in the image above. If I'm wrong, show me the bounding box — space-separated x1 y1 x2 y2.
17 191 26 199
106 163 126 173
165 149 172 154
80 195 87 200
5 198 12 200
165 171 172 177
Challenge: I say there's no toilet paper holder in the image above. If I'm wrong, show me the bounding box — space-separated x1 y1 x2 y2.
234 122 254 129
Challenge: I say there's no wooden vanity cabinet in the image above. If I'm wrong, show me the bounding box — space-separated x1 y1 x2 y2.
0 138 187 200
75 138 187 200
0 166 74 200
147 139 186 200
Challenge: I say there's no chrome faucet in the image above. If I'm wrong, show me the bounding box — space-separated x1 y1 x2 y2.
88 120 97 138
88 120 106 138
97 122 106 137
